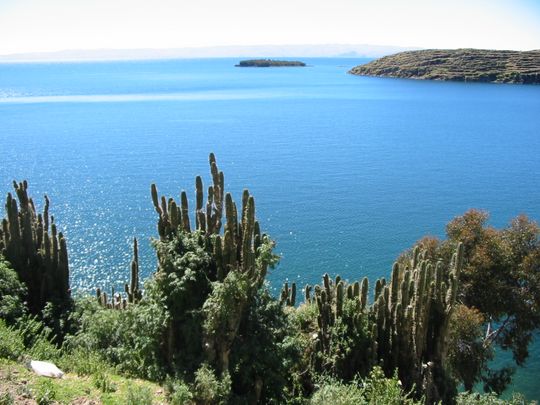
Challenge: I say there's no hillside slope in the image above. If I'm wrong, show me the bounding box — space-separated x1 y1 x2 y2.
349 49 540 84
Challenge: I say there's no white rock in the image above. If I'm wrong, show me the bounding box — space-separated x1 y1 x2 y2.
29 360 64 378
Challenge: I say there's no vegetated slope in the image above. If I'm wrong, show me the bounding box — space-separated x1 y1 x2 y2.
235 59 306 67
349 49 540 84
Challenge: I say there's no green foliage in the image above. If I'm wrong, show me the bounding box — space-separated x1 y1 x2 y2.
93 371 117 393
57 347 110 376
34 379 57 405
0 316 59 362
0 257 27 325
0 319 25 360
289 244 463 404
401 210 540 393
310 367 422 405
126 383 154 405
448 305 491 391
193 364 231 405
360 367 421 405
3 157 537 405
149 230 214 374
65 297 168 380
164 378 194 405
456 392 535 405
202 270 250 345
228 287 294 404
26 334 60 363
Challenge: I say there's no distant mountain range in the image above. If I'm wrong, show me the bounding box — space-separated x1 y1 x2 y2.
0 44 420 63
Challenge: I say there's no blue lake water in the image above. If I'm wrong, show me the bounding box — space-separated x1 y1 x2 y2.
1 58 539 399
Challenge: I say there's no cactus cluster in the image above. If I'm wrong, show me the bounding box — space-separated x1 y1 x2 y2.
150 154 270 285
149 154 275 375
0 181 70 313
293 243 463 403
369 243 463 402
151 153 225 240
299 274 371 378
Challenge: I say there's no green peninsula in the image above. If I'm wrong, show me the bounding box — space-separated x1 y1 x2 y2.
236 59 306 67
349 48 540 84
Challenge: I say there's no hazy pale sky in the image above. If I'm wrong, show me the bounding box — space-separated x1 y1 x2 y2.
1 0 539 55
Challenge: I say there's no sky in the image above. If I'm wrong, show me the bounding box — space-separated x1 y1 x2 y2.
0 0 539 55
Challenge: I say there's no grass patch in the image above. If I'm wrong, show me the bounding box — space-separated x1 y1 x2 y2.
0 359 166 404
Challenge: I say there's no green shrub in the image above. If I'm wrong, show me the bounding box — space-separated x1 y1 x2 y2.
228 287 294 404
361 367 420 404
456 392 535 405
26 336 60 363
310 367 422 405
165 378 194 405
65 297 168 380
0 258 27 325
57 347 109 376
93 371 117 393
310 377 367 405
33 379 57 405
193 364 231 405
126 383 154 405
0 319 25 360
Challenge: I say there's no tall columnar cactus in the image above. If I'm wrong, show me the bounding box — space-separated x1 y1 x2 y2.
125 237 142 304
0 181 70 313
302 243 463 403
280 282 296 306
150 154 276 375
369 242 464 403
308 273 372 378
151 153 225 241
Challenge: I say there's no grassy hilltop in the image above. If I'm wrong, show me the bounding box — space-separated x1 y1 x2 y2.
349 48 540 84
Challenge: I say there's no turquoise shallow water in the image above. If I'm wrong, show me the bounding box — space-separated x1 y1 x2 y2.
1 58 539 399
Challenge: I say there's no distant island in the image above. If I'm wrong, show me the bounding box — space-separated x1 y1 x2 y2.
349 49 540 84
236 59 306 67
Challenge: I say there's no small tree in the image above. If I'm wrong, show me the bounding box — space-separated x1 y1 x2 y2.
401 209 540 393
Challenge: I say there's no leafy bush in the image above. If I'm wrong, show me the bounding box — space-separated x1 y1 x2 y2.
57 347 109 376
93 371 117 393
0 319 25 360
456 392 535 405
310 377 366 405
0 258 27 325
126 383 154 405
193 364 231 405
228 286 296 404
310 367 422 405
65 297 168 380
33 379 57 405
165 378 194 405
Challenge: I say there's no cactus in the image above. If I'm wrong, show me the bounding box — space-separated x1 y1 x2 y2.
300 243 463 403
280 282 296 306
0 181 70 314
125 237 142 304
150 154 277 375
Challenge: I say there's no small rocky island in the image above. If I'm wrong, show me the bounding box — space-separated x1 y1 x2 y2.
236 59 306 67
349 49 540 84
